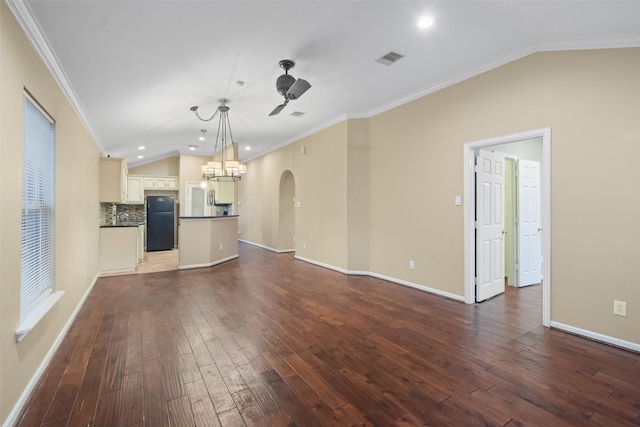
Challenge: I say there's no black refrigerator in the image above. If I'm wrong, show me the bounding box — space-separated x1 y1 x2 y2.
146 196 175 251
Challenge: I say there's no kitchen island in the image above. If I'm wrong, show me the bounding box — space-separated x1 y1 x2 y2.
178 215 238 269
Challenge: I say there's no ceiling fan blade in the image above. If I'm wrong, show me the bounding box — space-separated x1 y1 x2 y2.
269 103 287 116
286 78 311 100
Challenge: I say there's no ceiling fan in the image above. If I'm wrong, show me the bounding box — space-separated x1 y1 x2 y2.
269 59 311 116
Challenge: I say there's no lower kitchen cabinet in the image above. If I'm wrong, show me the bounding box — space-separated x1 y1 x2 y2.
99 226 139 275
137 224 145 261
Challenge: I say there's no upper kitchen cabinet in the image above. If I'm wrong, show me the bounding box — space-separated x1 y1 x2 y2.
127 176 144 204
99 157 128 203
141 175 178 190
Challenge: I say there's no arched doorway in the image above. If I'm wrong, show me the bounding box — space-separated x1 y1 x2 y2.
279 170 295 251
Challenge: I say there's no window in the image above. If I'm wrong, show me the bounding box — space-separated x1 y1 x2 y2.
20 94 56 323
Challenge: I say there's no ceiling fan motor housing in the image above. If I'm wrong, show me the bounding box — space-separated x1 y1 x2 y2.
276 73 296 96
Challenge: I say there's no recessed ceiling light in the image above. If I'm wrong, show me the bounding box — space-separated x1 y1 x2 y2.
418 16 434 29
245 146 251 151
189 145 197 151
138 146 145 150
137 155 143 159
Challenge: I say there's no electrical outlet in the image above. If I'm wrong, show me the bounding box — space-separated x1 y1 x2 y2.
409 260 415 270
219 243 223 251
303 242 306 249
613 300 627 317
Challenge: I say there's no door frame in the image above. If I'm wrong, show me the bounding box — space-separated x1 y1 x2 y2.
463 127 551 327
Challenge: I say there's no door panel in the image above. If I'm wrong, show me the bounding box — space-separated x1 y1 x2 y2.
476 150 506 302
185 182 211 217
518 159 542 286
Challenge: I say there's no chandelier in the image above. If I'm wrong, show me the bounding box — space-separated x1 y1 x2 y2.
190 99 246 182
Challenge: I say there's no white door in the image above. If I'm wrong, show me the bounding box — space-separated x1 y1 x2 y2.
476 150 506 301
185 182 210 216
517 159 542 286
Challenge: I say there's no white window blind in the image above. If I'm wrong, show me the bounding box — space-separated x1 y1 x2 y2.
21 95 56 321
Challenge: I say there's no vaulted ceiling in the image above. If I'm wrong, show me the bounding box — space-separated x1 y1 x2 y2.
10 1 640 167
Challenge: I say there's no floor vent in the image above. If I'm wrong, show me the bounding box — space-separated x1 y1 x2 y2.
375 51 404 66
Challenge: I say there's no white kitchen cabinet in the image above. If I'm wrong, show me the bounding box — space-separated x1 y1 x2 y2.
99 157 128 203
134 174 178 191
137 224 145 261
99 226 138 275
155 177 177 190
127 176 145 204
121 161 128 202
143 177 156 189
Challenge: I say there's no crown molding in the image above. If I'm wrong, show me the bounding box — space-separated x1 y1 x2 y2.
6 0 105 156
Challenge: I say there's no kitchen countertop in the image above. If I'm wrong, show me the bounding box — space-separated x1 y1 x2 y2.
100 222 145 228
179 215 238 219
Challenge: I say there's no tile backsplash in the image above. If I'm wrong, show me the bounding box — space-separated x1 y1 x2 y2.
100 203 146 225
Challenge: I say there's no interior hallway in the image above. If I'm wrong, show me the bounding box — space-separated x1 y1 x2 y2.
16 243 640 426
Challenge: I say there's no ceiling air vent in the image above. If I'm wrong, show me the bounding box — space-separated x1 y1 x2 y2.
375 51 404 66
290 111 306 117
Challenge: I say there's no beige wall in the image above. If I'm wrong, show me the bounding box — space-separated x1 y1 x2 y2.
241 48 640 345
128 155 179 176
1 2 101 424
239 122 349 266
346 119 370 272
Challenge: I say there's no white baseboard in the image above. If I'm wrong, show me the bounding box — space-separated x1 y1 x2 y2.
293 255 465 302
550 321 640 353
99 267 136 276
238 239 294 253
3 272 100 427
178 254 239 270
294 254 640 350
248 244 640 351
294 255 348 274
368 272 466 302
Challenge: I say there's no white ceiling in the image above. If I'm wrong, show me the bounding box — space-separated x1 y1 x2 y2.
10 1 640 167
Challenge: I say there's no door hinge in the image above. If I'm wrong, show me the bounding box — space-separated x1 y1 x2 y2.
474 277 478 285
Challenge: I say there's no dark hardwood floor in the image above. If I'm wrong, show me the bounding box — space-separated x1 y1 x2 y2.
16 243 640 426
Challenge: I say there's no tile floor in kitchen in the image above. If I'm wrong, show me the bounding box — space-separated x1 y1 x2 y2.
136 249 179 274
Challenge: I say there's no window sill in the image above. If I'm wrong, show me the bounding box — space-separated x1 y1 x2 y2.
15 291 65 342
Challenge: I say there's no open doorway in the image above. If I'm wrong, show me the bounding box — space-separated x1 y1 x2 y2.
278 170 296 252
464 128 551 326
